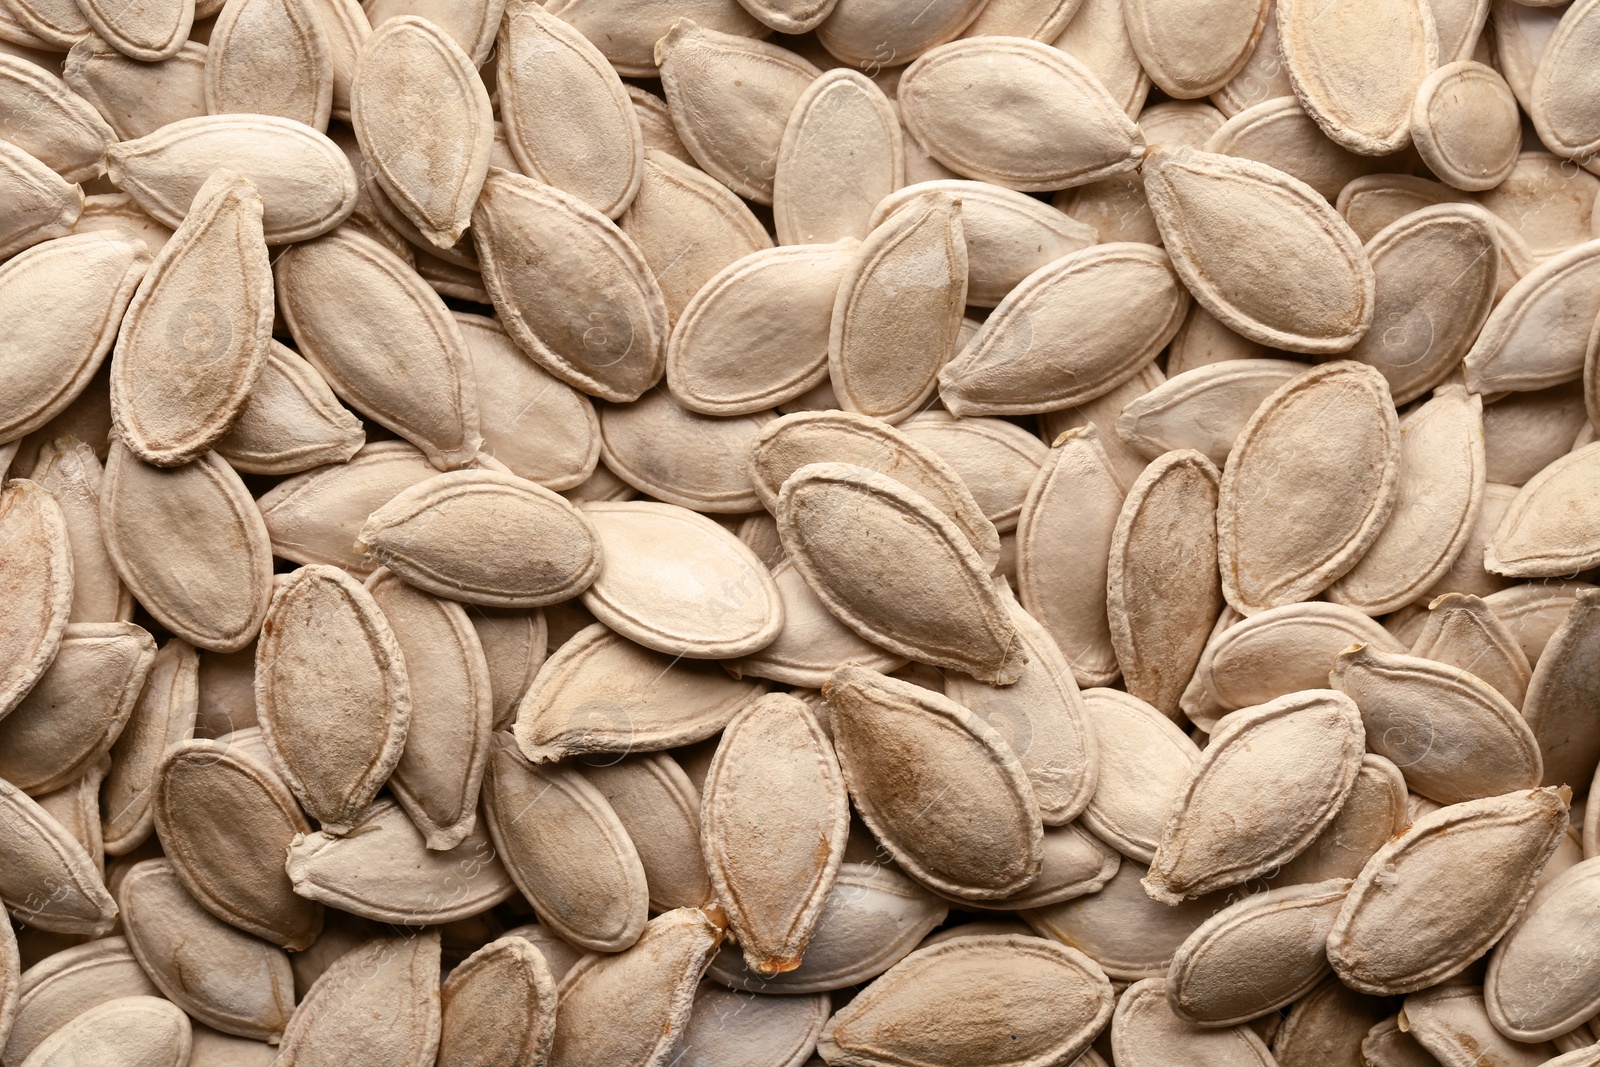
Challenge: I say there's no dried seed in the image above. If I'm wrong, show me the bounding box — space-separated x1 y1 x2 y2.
276 932 441 1067
730 556 904 689
1412 61 1520 192
1486 443 1600 577
285 798 516 924
1111 977 1275 1066
1114 358 1305 467
674 984 828 1067
205 0 333 129
1202 95 1376 202
438 935 556 1067
1465 239 1600 395
1527 0 1600 167
1199 601 1405 712
153 739 323 951
598 391 771 513
107 115 358 244
1144 689 1366 903
898 37 1143 190
100 444 272 653
0 481 72 724
475 168 668 402
2 0 89 48
1522 589 1600 790
213 340 365 476
1487 384 1589 487
1211 0 1294 115
21 995 191 1067
955 823 1120 911
581 753 713 913
1271 976 1391 1067
69 193 174 256
1327 786 1570 995
62 38 208 142
1121 0 1268 99
1480 153 1599 259
1274 753 1409 886
1039 361 1163 489
101 638 196 856
773 68 902 245
544 0 765 78
1485 580 1600 666
899 412 1046 533
1402 985 1556 1066
1409 592 1532 706
0 775 116 937
1078 688 1200 863
3 938 160 1067
0 138 80 260
0 53 113 184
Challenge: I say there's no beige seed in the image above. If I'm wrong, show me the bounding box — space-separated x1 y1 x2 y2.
255 565 409 834
598 391 772 513
1412 61 1520 192
1273 753 1409 886
675 984 827 1067
515 622 765 763
824 665 1044 901
1145 689 1366 903
1111 977 1275 1066
19 995 191 1067
1040 361 1163 489
667 240 856 417
117 859 292 1041
100 444 272 653
352 15 490 248
1488 384 1589 487
276 932 441 1067
3 938 160 1067
469 609 545 732
275 220 482 471
899 411 1046 533
1402 985 1556 1066
106 115 357 244
548 908 725 1067
962 0 1079 39
1361 1016 1446 1067
1078 688 1199 863
1269 976 1391 1067
76 0 191 61
1522 590 1600 790
778 464 1022 683
213 340 365 476
773 68 902 246
546 0 765 78
109 169 272 468
0 775 115 937
747 410 1000 570
898 37 1143 190
306 0 366 121
1199 601 1405 712
1480 153 1599 260
1528 0 1600 168
205 0 333 129
2 0 89 49
68 193 174 256
820 935 1112 1067
1051 0 1150 116
1409 592 1532 706
1114 358 1305 467
62 38 208 141
438 936 556 1067
0 621 154 795
1216 361 1401 615
1202 95 1375 202
0 53 112 184
627 85 695 165
581 753 714 913
475 168 668 402
654 20 821 205
953 823 1120 912
1121 0 1269 99
1486 443 1600 577
1465 239 1600 395
496 0 643 220
285 797 516 923
706 862 948 994
1164 303 1270 375
1210 0 1294 116
1484 580 1600 666
27 440 127 629
101 638 197 855
363 0 504 62
1143 146 1375 354
729 556 905 689
1327 786 1569 995
34 759 107 877
0 131 80 260
1486 856 1600 1043
365 568 492 849
701 693 848 975
829 197 967 424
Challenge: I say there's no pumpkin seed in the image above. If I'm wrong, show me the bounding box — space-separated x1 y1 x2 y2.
899 411 1046 533
1204 95 1376 202
205 0 333 129
1360 1014 1438 1067
1164 303 1270 376
62 38 207 141
773 68 901 245
213 340 365 476
1273 753 1409 886
1413 61 1521 192
20 995 191 1067
438 935 557 1067
962 0 1078 39
1401 985 1556 1066
897 37 1143 190
1485 856 1600 1042
1522 589 1600 790
1467 240 1600 395
0 775 116 937
1527 0 1600 168
1 0 88 48
1327 786 1570 994
1113 358 1303 468
1111 977 1275 1066
1481 153 1600 259
107 115 357 244
544 0 765 78
729 556 904 688
581 752 713 913
674 983 828 1067
598 391 771 513
1485 580 1600 666
1077 688 1199 862
1145 689 1366 903
1039 360 1163 489
955 822 1120 912
1486 443 1600 577
1210 0 1294 116
276 932 441 1067
1487 384 1589 487
1051 0 1151 116
3 938 159 1067
0 52 112 184
1271 976 1391 1067
0 135 80 260
1409 592 1532 706
1215 361 1401 615
1122 0 1268 99
101 637 196 856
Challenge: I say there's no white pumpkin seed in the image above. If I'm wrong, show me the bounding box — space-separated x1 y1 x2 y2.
1522 589 1600 790
1111 977 1275 1066
1199 601 1404 712
438 935 556 1067
581 753 714 913
20 995 191 1067
1487 383 1589 487
68 193 174 257
1412 61 1520 192
1274 753 1409 886
1467 240 1600 395
62 38 207 141
1203 95 1377 201
1486 443 1600 577
1114 358 1305 467
0 53 111 184
205 0 333 129
276 932 441 1067
1077 688 1199 863
1122 0 1268 99
598 391 771 513
101 638 197 855
1408 592 1532 706
773 68 901 245
1050 0 1151 116
213 340 365 476
0 136 80 260
0 775 115 937
1480 153 1599 260
1527 0 1600 168
729 556 905 688
3 938 159 1067
1402 984 1556 1065
1485 580 1600 666
1210 0 1294 116
675 983 828 1067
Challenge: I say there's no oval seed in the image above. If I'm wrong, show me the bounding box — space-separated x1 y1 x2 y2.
117 859 292 1041
357 469 603 609
1486 857 1600 1043
1199 601 1404 711
1486 443 1600 577
2 0 89 50
1167 877 1351 1026
1106 449 1222 719
254 565 409 834
654 20 821 205
1202 95 1376 202
0 776 115 937
819 935 1112 1067
0 480 73 723
598 391 771 513
0 140 80 260
21 995 191 1067
1528 0 1600 167
285 798 516 923
276 932 441 1067
730 556 905 689
747 410 1000 570
1014 425 1125 686
365 568 492 850
953 823 1119 911
829 197 967 424
1408 592 1532 706
543 0 765 78
35 757 107 877
824 665 1044 901
106 115 357 244
1078 688 1200 863
1142 146 1375 354
275 227 482 470
1145 689 1366 903
939 243 1188 418
214 340 365 476
1122 0 1268 99
1487 384 1589 487
778 464 1022 683
496 0 642 219
4 938 162 1067
205 0 333 129
1343 204 1501 405
1113 358 1305 467
1465 239 1600 395
515 622 766 763
870 180 1096 308
675 984 827 1067
438 936 556 1067
1273 753 1409 885
773 68 902 245
1217 361 1400 615
0 621 155 795
548 908 724 1067
898 37 1143 190
1484 580 1600 666
1327 786 1569 995
0 53 113 183
0 233 147 446
899 411 1046 533
352 16 490 248
474 168 668 403
70 193 176 256
1276 0 1438 155
1522 590 1600 790
109 169 272 467
706 862 948 994
102 638 197 856
1040 360 1164 488
1480 153 1599 259
628 85 694 164
1112 977 1275 1066
100 444 272 653
702 693 848 975
483 735 649 952
1412 61 1520 192
666 241 855 417
581 753 713 913
1403 985 1557 1067
62 38 208 141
